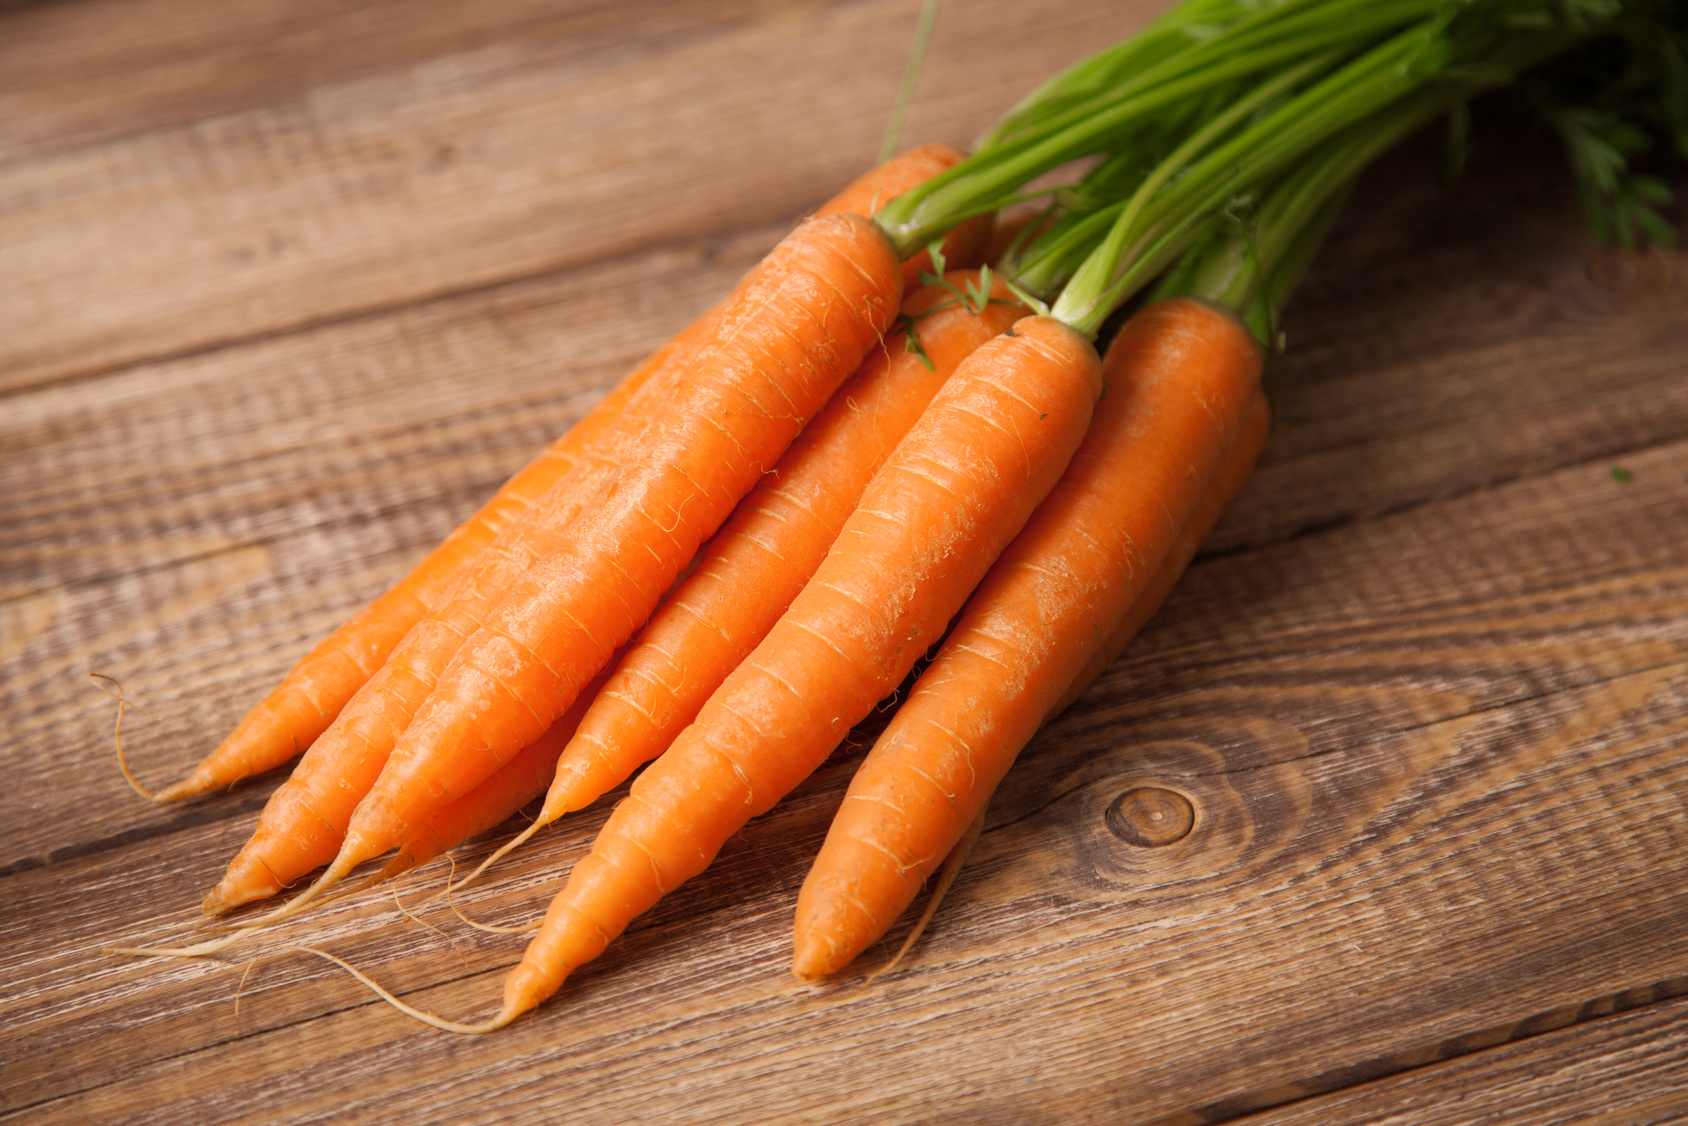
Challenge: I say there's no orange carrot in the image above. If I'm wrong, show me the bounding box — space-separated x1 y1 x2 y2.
483 315 1101 1025
197 320 721 915
786 393 1268 982
538 272 1026 822
158 143 965 809
196 149 967 916
290 211 902 914
370 663 615 886
1050 389 1268 718
791 298 1262 978
153 335 683 803
818 142 992 288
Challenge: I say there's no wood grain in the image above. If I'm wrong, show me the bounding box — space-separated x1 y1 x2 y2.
4 0 1687 1121
1238 989 1688 1125
0 227 764 598
0 0 1157 392
6 602 1686 1121
0 0 811 164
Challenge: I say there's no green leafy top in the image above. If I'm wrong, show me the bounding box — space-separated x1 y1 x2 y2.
873 0 1685 339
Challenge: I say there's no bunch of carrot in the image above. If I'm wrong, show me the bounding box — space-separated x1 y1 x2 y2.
116 0 1682 1029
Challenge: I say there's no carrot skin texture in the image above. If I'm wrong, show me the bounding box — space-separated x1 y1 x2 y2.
1051 390 1268 718
499 315 1102 1017
374 663 613 882
791 299 1263 978
336 212 904 872
199 149 961 914
157 338 677 803
543 273 1026 817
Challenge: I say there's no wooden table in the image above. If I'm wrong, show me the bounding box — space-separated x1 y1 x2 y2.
5 1 1687 1122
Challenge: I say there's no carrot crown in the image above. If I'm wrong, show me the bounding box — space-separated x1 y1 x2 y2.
872 0 1683 338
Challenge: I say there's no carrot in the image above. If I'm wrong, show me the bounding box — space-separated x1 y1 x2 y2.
535 272 1026 824
370 662 616 887
290 211 902 915
818 142 992 288
151 333 684 804
197 327 718 916
791 298 1262 978
153 143 968 809
815 393 1269 982
479 315 1101 1026
1050 389 1268 718
197 151 962 916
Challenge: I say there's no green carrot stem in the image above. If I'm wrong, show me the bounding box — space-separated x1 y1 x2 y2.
880 0 943 164
1014 51 1339 301
1181 86 1471 317
1051 14 1457 337
1248 183 1352 342
974 0 1244 151
877 0 1449 257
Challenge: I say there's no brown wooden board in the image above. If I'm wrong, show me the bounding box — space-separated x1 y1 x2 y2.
3 0 1687 1122
0 0 1151 393
1236 989 1688 1125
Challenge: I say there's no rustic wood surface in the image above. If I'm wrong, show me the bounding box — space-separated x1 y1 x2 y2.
3 1 1686 1122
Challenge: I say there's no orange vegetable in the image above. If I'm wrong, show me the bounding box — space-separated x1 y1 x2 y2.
154 336 679 803
1050 389 1269 718
199 146 957 916
295 211 902 920
540 272 1025 822
792 298 1263 977
198 314 719 915
484 315 1101 1026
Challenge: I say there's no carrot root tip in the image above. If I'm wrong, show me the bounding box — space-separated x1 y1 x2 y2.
90 673 163 803
290 946 517 1034
449 816 546 897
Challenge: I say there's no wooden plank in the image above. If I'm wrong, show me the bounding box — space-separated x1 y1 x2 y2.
5 431 1686 1121
3 517 454 874
0 0 1157 392
0 0 803 165
1234 990 1688 1126
5 0 1687 1119
0 225 763 600
7 654 1687 1121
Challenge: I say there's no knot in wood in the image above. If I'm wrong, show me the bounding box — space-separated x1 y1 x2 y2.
1105 787 1194 848
1586 244 1672 296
